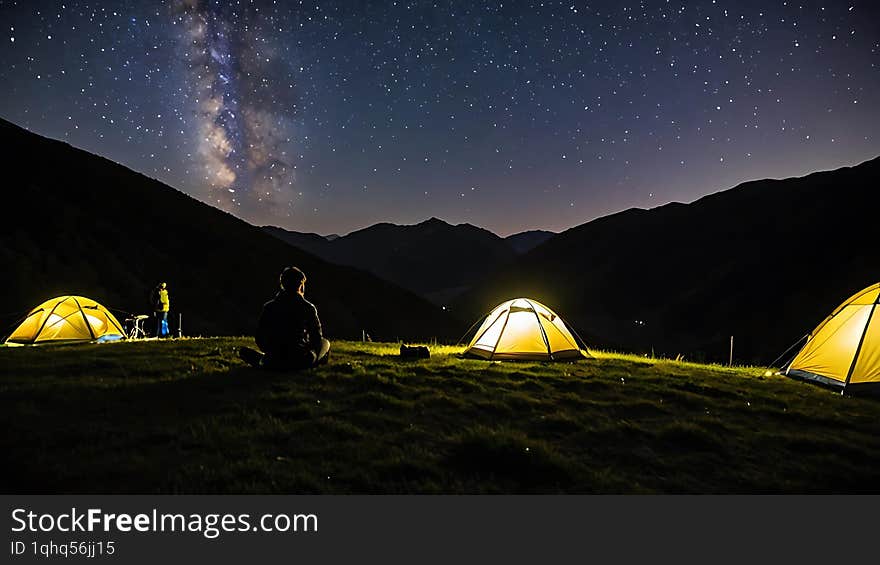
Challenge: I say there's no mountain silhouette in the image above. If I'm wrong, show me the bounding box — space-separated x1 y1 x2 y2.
457 156 880 364
262 227 335 257
504 230 555 254
264 217 520 304
0 118 458 341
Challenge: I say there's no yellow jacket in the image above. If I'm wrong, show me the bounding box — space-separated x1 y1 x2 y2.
158 289 169 312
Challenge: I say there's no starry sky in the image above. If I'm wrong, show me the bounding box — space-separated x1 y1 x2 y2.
1 1 878 237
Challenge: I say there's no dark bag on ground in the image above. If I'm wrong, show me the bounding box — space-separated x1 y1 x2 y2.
400 344 430 359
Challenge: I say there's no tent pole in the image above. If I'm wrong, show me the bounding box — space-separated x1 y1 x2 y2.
488 308 514 361
455 309 493 346
843 298 879 391
72 297 97 340
2 309 38 341
31 299 66 342
729 336 734 367
464 309 505 352
525 299 553 360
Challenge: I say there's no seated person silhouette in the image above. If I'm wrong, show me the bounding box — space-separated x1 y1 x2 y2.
239 266 331 370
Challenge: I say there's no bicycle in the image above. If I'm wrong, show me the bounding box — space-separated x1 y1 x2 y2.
124 314 150 339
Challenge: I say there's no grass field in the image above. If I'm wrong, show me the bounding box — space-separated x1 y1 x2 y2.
2 337 879 493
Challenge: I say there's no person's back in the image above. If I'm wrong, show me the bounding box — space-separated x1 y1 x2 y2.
240 266 330 370
256 289 322 364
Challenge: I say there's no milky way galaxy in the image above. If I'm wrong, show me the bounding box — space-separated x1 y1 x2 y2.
1 1 879 236
174 0 297 220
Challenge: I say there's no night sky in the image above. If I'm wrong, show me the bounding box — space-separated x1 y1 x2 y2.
1 1 878 236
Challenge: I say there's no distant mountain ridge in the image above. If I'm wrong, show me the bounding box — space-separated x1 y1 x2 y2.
0 118 459 340
456 156 880 363
264 218 555 304
504 230 555 254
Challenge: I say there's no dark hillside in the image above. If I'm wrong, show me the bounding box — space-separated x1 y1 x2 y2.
504 230 555 254
458 157 880 363
0 118 458 341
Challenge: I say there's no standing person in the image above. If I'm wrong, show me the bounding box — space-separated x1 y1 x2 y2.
239 266 330 369
151 282 170 338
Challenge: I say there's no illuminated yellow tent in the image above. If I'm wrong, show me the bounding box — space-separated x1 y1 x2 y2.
464 298 590 361
5 296 125 345
786 283 880 393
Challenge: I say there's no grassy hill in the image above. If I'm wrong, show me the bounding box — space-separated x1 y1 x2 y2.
0 118 458 341
457 157 880 364
2 338 879 493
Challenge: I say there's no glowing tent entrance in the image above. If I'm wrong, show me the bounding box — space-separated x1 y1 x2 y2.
464 298 590 361
786 283 880 393
5 296 125 345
